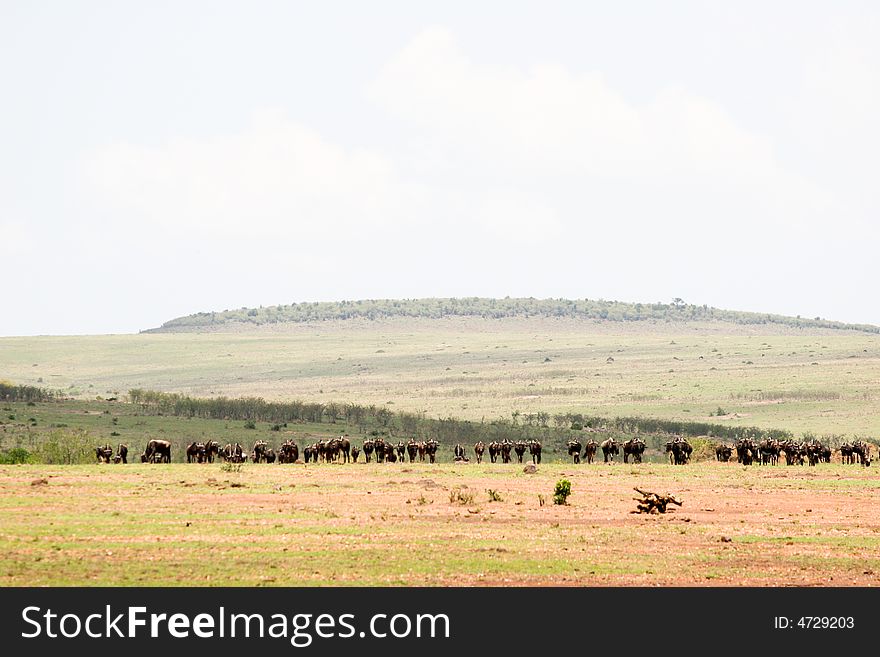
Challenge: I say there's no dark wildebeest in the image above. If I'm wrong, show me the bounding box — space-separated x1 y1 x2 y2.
500 439 513 464
529 439 542 464
278 440 299 463
601 438 619 463
406 439 418 463
453 444 466 459
583 439 598 464
852 440 872 467
114 443 128 464
417 441 427 462
425 438 440 463
204 440 220 463
622 437 646 464
351 446 360 463
426 439 439 464
396 441 406 463
567 439 582 464
474 441 485 464
373 438 387 464
715 444 732 462
95 444 113 464
186 441 206 463
251 440 269 463
142 439 171 464
488 441 501 463
221 442 245 463
666 437 692 465
362 439 375 463
514 440 528 463
735 437 756 465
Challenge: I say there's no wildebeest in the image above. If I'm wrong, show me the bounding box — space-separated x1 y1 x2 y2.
350 446 360 462
735 436 757 465
114 443 128 464
396 441 406 462
278 440 299 463
665 437 692 465
251 440 270 463
141 439 172 464
567 439 582 464
601 438 619 463
362 439 375 463
622 437 646 464
500 439 513 464
95 444 113 464
474 441 485 464
852 440 872 467
406 438 418 463
221 442 245 463
204 440 220 463
425 439 439 463
186 441 206 463
529 439 542 464
583 439 598 464
488 441 501 463
715 444 732 462
514 440 528 463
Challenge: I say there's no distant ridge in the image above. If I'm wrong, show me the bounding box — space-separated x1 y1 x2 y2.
143 297 880 334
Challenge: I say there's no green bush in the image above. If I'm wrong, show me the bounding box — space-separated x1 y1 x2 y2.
553 479 572 505
0 447 33 464
32 429 95 464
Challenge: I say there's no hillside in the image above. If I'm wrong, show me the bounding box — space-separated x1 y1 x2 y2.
144 297 880 334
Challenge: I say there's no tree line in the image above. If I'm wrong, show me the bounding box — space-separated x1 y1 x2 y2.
0 383 61 403
128 388 797 452
144 297 879 334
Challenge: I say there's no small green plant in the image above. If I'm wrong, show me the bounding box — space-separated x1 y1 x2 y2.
487 489 503 502
416 494 429 505
221 462 243 473
243 420 256 430
714 407 727 417
553 479 572 505
449 488 474 505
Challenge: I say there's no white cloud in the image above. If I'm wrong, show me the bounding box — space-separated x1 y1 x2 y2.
370 27 830 231
80 109 429 241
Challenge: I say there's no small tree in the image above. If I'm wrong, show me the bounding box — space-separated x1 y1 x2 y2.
553 479 572 505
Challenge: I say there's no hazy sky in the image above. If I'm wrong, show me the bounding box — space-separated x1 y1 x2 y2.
2 1 878 335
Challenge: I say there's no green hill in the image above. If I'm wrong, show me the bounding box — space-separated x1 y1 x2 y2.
145 297 879 334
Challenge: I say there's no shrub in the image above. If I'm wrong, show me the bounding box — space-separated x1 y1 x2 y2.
0 447 32 464
553 479 572 505
449 488 474 505
32 429 94 464
487 489 503 502
244 420 256 430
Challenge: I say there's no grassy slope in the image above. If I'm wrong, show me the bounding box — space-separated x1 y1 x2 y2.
2 317 879 436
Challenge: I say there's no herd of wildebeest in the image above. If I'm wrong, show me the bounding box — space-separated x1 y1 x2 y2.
93 433 873 467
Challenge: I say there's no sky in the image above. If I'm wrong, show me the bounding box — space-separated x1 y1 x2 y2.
1 1 878 335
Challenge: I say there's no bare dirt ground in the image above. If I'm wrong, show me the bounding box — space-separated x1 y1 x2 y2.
2 461 879 586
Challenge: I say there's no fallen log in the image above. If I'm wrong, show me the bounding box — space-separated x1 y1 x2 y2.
632 487 683 514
